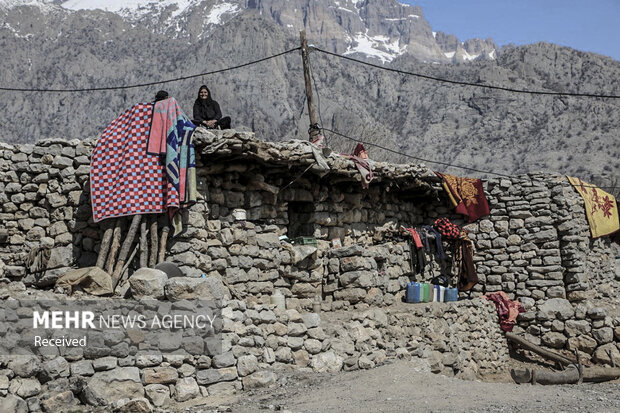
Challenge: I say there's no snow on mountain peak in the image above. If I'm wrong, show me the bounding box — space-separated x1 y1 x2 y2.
344 30 407 64
60 0 201 18
205 2 239 25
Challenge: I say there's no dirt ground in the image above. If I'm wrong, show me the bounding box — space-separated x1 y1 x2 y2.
175 359 620 413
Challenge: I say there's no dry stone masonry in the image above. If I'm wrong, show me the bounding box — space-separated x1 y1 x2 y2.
0 131 618 410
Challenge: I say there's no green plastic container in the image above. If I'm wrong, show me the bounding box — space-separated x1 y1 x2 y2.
420 283 431 302
292 236 318 248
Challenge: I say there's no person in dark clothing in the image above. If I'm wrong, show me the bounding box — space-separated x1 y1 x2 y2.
192 85 231 129
154 90 169 102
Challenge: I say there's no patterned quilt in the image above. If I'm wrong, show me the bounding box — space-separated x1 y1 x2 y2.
90 102 167 222
436 172 490 223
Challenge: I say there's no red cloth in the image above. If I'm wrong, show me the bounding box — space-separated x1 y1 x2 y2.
484 291 525 332
436 172 490 222
404 228 423 249
353 142 368 159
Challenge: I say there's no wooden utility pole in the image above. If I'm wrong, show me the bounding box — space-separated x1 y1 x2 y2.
300 30 319 142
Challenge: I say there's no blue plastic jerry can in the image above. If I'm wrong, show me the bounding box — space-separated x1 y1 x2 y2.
445 288 458 302
406 282 421 303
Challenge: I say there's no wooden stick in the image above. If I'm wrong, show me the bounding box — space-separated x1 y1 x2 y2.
139 219 148 268
582 367 620 382
96 221 114 269
149 216 158 268
112 214 142 288
106 219 122 274
114 231 145 295
505 332 576 366
512 367 620 385
511 367 579 385
157 225 170 264
575 350 584 384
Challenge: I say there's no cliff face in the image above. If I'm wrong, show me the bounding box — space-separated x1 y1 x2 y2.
0 1 618 184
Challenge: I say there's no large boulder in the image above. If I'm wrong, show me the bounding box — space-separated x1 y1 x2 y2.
129 268 168 299
144 384 169 407
311 351 343 373
164 276 228 301
0 394 27 413
116 398 152 413
54 266 113 296
8 356 41 378
241 371 277 389
40 390 75 412
538 298 574 320
592 343 620 366
82 367 144 406
174 377 199 402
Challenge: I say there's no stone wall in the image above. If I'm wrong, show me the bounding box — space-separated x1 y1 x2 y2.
466 173 619 365
0 136 618 370
0 281 507 410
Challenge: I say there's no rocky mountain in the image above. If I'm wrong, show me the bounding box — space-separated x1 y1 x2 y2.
0 0 618 185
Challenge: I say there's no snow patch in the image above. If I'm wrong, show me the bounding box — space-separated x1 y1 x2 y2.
60 0 200 19
461 50 480 61
0 0 57 12
205 2 239 25
1 22 33 39
408 14 419 19
344 30 407 63
432 31 436 38
444 51 455 59
488 49 496 59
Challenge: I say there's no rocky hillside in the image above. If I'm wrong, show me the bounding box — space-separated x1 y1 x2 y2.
0 0 618 184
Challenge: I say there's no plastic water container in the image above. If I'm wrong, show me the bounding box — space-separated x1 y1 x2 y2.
406 282 421 303
432 285 445 302
445 288 458 302
270 289 286 311
420 283 431 302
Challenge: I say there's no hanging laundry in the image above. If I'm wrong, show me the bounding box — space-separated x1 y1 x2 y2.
403 228 426 277
148 97 197 236
353 142 369 159
338 142 373 189
433 217 461 240
91 102 168 222
403 227 423 249
454 231 478 291
436 172 490 222
567 176 619 239
340 154 373 189
484 291 525 332
422 225 446 260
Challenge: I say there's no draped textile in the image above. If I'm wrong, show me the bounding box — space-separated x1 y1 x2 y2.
436 172 490 222
148 97 197 236
90 102 167 222
484 291 525 332
567 176 619 239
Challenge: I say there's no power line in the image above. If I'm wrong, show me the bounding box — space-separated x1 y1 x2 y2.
0 47 301 93
321 127 619 190
310 47 620 99
321 127 511 177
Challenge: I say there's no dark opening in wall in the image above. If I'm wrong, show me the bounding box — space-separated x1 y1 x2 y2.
287 201 315 239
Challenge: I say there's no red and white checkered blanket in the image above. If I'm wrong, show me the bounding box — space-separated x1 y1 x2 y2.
90 102 167 222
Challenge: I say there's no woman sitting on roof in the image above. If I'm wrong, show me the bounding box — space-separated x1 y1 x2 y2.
192 85 231 130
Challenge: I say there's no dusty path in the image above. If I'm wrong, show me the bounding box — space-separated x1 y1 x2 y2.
228 360 620 413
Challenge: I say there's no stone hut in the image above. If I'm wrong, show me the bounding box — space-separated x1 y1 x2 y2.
0 129 619 408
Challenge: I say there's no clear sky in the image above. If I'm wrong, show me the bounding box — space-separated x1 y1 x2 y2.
402 0 620 61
